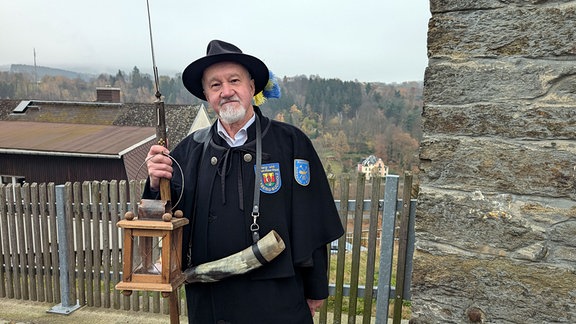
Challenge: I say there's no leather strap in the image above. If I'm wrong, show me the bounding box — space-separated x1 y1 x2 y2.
251 241 268 265
250 114 262 243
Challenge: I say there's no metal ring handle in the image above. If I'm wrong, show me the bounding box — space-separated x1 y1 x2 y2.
135 152 185 212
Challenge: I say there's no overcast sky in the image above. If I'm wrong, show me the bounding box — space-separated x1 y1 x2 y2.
0 1 430 83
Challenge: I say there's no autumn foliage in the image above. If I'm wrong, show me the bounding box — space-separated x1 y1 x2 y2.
0 68 422 175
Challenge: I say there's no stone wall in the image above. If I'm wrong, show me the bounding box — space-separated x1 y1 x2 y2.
413 1 576 323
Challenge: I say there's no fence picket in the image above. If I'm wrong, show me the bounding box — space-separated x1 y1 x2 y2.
101 181 111 308
39 183 53 302
363 176 382 323
152 291 161 313
142 291 150 312
0 184 8 298
91 181 102 308
392 173 413 323
110 180 121 309
7 185 21 299
128 180 139 312
72 182 85 306
15 185 28 300
30 183 45 302
119 180 130 311
82 181 93 306
22 184 36 301
348 175 366 322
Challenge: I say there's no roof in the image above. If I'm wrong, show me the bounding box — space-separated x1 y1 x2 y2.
189 104 212 133
361 155 379 166
0 120 155 157
0 98 205 183
0 99 203 147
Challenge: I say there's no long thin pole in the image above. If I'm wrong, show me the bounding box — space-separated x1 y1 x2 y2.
146 0 172 209
145 2 178 323
146 0 161 100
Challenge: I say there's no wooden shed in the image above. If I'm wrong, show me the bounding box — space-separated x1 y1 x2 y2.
0 120 155 185
0 98 210 185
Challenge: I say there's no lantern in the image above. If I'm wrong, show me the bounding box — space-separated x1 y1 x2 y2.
115 199 188 297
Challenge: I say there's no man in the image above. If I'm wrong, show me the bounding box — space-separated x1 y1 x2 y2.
144 40 344 324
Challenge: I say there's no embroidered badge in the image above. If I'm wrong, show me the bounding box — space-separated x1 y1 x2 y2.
294 159 310 186
256 163 282 194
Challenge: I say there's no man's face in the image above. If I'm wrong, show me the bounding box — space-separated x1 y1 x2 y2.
202 61 255 125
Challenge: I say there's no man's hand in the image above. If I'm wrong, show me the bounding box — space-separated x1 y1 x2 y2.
146 145 173 190
307 299 324 317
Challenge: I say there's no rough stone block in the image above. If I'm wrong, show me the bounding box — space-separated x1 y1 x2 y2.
428 5 576 58
423 103 576 138
419 136 576 198
424 61 576 105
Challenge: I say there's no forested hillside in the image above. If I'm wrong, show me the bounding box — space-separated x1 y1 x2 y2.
0 66 422 175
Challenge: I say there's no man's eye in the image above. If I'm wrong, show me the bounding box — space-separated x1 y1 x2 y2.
210 83 221 89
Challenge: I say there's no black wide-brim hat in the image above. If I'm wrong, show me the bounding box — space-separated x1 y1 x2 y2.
182 40 269 101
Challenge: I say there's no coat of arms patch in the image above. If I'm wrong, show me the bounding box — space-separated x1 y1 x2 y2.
257 163 281 193
294 159 310 186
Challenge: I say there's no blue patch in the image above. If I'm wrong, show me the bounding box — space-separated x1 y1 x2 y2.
294 159 310 186
256 163 281 194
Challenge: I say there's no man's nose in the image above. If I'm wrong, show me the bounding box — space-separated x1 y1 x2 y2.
220 82 234 97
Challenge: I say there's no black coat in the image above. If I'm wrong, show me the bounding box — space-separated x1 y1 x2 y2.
145 107 344 323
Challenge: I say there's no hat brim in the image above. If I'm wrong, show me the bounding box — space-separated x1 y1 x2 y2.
182 53 269 101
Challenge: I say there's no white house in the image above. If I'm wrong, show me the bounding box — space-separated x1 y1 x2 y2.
357 155 389 180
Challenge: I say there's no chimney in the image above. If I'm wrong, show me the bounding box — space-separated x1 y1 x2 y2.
96 87 121 103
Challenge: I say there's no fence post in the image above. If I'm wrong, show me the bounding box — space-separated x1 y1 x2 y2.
392 172 413 323
375 174 399 323
48 184 81 314
403 198 417 301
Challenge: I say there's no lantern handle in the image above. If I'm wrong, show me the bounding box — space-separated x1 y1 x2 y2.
135 152 185 212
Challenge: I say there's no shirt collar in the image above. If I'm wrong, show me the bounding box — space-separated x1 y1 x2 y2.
216 114 256 147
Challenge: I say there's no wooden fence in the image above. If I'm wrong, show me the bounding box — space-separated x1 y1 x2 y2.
0 173 416 324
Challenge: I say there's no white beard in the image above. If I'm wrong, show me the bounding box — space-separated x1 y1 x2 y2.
219 103 247 124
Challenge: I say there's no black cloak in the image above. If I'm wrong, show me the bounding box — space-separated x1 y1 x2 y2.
144 107 344 323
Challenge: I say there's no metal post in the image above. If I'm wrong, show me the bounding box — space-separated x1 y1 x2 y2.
375 175 399 323
48 184 81 314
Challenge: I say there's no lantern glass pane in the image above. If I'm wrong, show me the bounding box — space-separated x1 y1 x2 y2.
133 235 164 275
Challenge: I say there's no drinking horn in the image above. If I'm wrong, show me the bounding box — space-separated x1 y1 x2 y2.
183 230 285 283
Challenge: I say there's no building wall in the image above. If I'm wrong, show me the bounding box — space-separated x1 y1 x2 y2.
0 153 127 185
413 1 576 323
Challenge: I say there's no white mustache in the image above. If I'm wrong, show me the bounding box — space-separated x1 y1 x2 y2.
219 96 239 106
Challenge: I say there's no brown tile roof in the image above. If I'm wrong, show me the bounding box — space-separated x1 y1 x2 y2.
0 99 201 148
0 120 155 156
0 99 204 184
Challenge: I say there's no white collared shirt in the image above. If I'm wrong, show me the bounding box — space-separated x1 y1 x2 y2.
216 114 255 147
